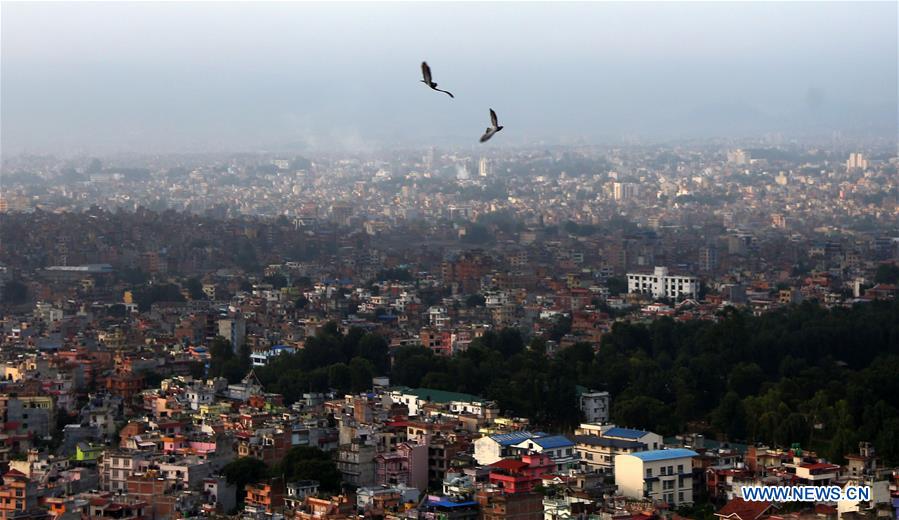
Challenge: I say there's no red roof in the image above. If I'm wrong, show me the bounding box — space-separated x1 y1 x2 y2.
716 498 773 520
489 459 528 472
3 469 26 479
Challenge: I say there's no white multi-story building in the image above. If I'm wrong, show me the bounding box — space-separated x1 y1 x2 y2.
428 306 450 329
576 424 663 451
613 182 639 201
846 152 868 170
627 267 699 300
579 391 610 424
479 157 492 177
727 149 751 165
615 449 698 506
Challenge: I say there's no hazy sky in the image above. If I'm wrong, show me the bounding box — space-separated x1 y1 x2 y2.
2 1 897 155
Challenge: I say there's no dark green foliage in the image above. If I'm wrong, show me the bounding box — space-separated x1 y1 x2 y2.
207 336 250 383
389 330 585 429
119 267 148 285
293 276 313 288
606 276 627 296
1 280 28 305
274 447 341 492
548 314 572 342
254 326 391 400
222 457 269 503
874 263 899 284
106 304 128 318
385 301 899 461
462 224 491 244
185 277 206 300
263 301 898 463
132 283 185 312
465 294 486 308
263 273 288 289
591 301 899 464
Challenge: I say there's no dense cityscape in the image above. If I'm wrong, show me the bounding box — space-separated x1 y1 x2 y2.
0 139 897 520
2 0 898 518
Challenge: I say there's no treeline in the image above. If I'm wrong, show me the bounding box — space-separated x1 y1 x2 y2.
388 300 899 464
210 300 899 465
252 323 389 400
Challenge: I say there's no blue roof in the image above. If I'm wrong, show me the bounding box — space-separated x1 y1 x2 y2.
629 449 698 462
490 431 539 446
428 500 478 509
604 427 651 440
529 435 574 449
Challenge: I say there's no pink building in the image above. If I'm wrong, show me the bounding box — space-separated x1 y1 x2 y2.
374 442 428 491
488 453 556 494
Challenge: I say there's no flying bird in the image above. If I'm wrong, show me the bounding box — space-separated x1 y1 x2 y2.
479 109 504 143
420 61 454 98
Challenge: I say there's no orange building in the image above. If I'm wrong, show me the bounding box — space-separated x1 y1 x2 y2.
0 469 37 520
288 495 354 520
103 372 145 401
245 477 285 515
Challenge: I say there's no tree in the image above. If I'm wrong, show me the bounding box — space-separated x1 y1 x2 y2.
293 276 313 288
465 294 486 308
185 277 206 300
357 334 389 373
327 363 352 393
606 276 627 296
263 273 288 289
275 447 341 491
222 457 269 504
874 263 899 284
711 391 747 440
462 224 491 244
208 336 246 383
349 357 375 392
133 283 185 312
1 280 28 305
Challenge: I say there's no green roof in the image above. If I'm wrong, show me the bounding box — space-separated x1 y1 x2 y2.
398 387 487 404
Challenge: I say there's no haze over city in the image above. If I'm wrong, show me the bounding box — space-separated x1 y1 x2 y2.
2 1 897 155
1 3 899 520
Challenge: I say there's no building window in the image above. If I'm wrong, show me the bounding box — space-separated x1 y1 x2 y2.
645 468 652 477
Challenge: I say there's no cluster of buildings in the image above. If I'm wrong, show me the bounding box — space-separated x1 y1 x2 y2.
0 143 897 519
0 354 893 520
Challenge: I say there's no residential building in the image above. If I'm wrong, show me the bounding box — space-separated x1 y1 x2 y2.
474 432 540 466
574 435 645 473
576 424 663 451
614 448 698 506
627 267 699 300
578 391 610 424
510 435 576 471
374 442 428 492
